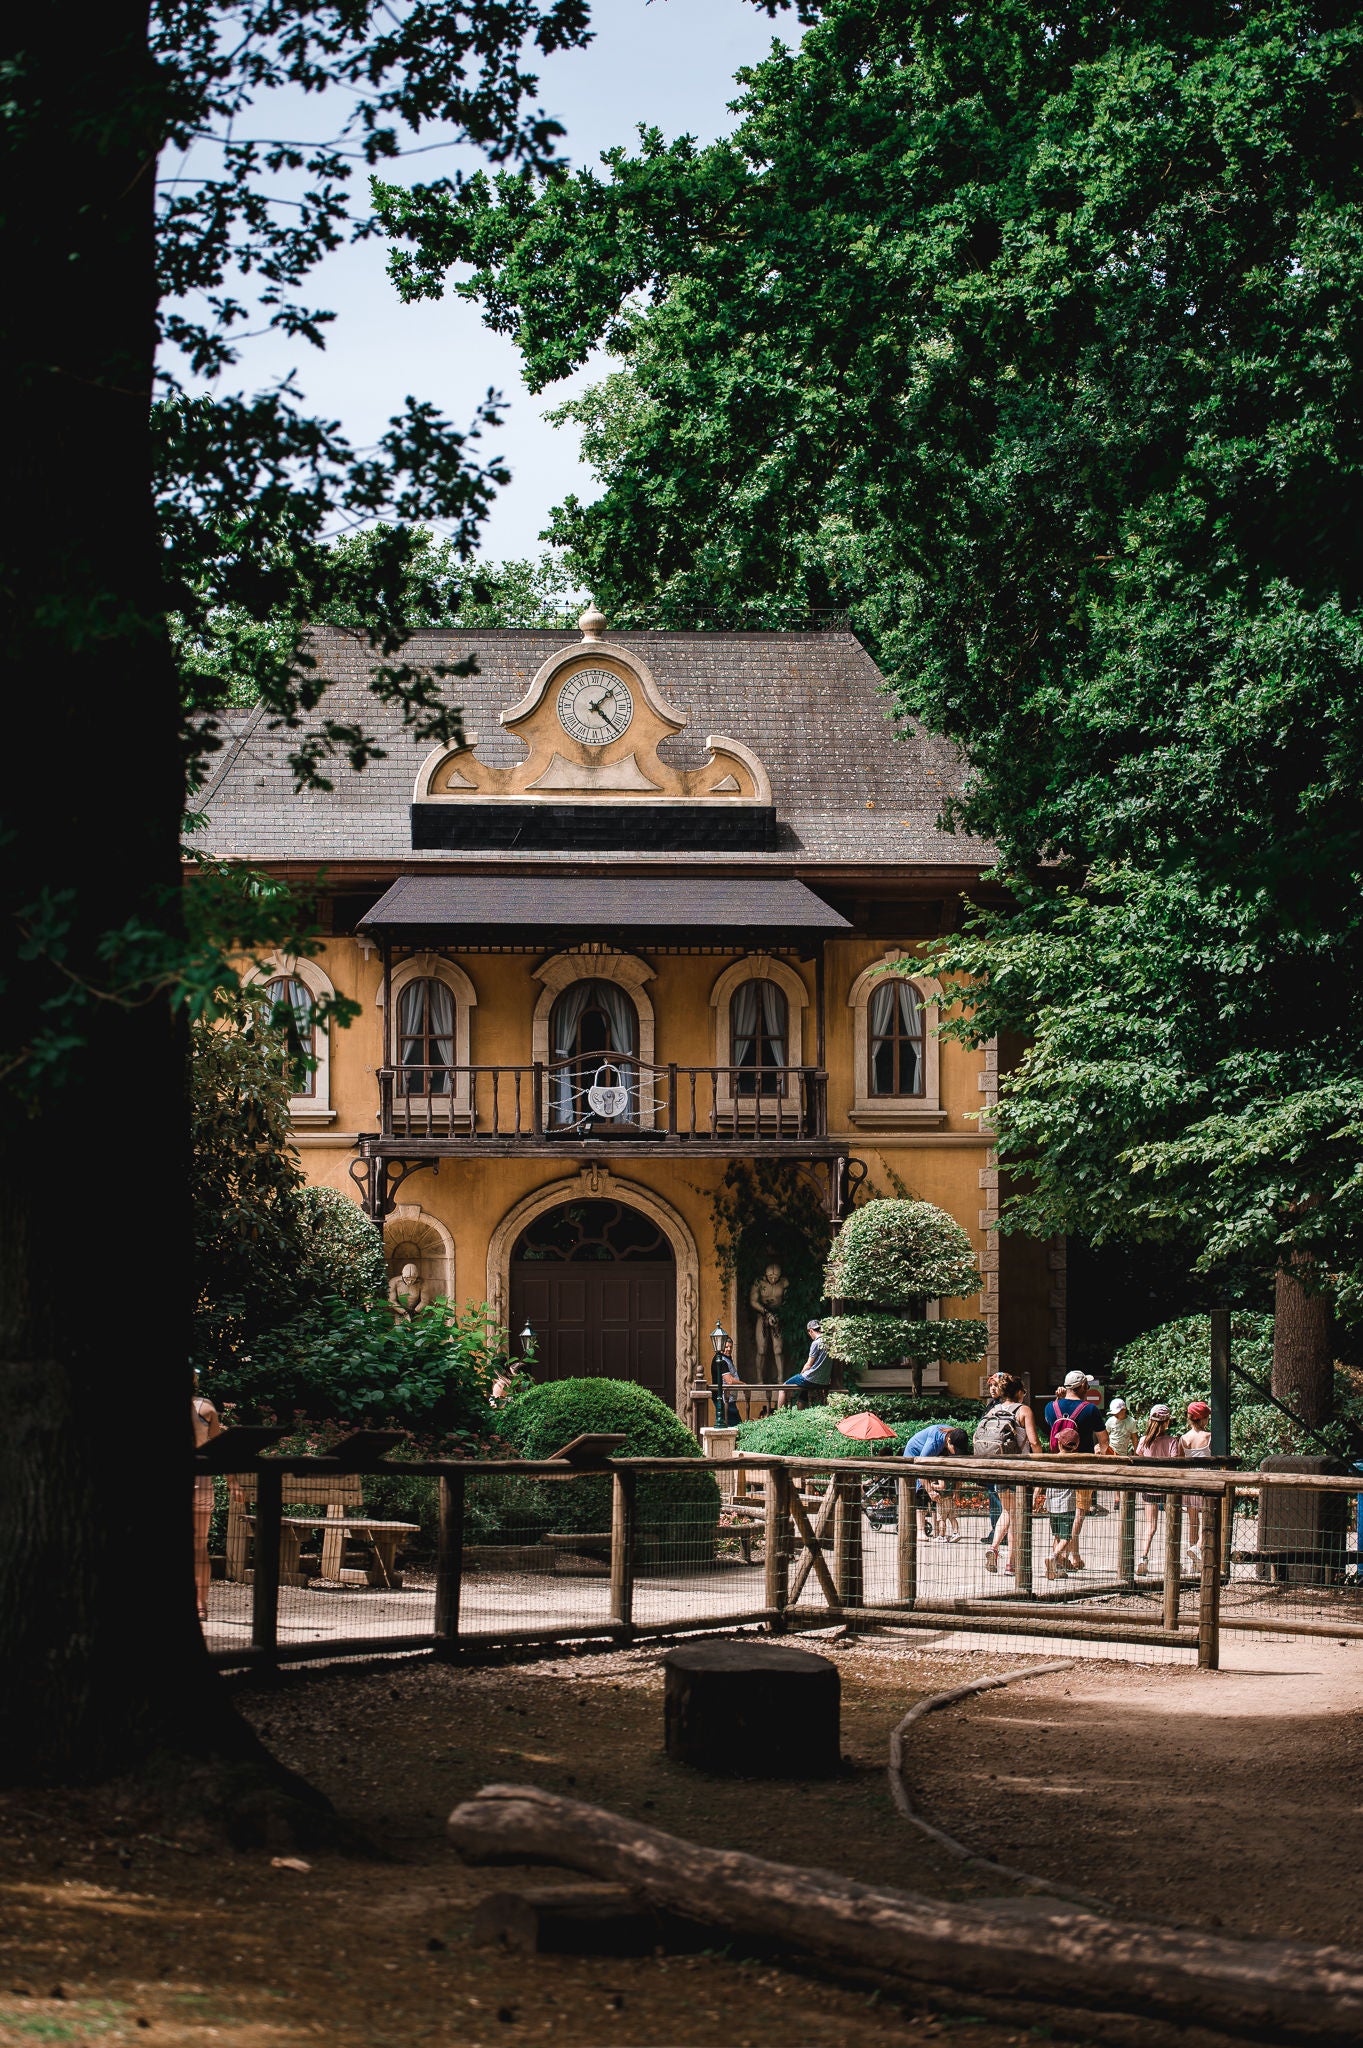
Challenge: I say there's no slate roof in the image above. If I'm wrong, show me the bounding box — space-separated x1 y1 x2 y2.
360 875 851 944
196 626 985 870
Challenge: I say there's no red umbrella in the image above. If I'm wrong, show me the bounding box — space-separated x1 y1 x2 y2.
835 1411 897 1441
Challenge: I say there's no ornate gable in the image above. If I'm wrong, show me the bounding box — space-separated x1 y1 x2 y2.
411 605 775 851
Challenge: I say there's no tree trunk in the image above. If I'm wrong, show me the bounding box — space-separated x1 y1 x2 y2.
0 3 288 1798
1273 1262 1334 1432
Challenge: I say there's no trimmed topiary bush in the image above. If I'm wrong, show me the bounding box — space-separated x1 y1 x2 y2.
498 1378 721 1560
822 1199 987 1378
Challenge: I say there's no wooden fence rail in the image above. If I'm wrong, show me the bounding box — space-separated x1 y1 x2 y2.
197 1451 1362 1675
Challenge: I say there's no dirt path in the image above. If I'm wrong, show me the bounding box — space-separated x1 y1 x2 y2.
902 1635 1363 1946
2 1634 1360 2048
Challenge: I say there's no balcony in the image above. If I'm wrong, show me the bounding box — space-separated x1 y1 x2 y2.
367 1059 834 1155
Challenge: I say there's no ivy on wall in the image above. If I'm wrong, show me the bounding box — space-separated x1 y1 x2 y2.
708 1160 835 1369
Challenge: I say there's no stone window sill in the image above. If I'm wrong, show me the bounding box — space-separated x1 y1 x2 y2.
846 1103 948 1129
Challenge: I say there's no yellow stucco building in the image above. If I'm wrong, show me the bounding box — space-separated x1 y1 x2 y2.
200 609 1059 1418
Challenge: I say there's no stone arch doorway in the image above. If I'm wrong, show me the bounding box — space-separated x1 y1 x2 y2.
509 1197 675 1400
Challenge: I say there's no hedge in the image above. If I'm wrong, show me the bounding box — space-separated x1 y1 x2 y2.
498 1377 720 1558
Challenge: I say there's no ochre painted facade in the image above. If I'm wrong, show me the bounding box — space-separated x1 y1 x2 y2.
205 617 1060 1413
280 931 1012 1405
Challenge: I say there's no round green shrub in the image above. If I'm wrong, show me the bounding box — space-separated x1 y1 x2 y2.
296 1186 388 1303
825 1199 980 1306
822 1313 988 1368
499 1378 721 1557
736 1403 981 1459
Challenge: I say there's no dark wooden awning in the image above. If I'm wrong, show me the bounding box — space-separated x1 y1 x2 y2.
358 875 850 949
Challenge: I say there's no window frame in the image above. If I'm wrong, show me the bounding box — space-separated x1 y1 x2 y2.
249 954 336 1126
847 956 945 1129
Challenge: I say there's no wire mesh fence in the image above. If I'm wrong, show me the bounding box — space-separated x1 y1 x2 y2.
198 1449 1363 1672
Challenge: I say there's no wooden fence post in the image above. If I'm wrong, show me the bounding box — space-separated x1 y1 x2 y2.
251 1463 282 1667
835 1470 863 1608
764 1468 790 1627
896 1476 917 1606
1220 1482 1236 1581
435 1470 465 1659
1119 1486 1138 1588
1162 1489 1184 1632
1015 1482 1034 1595
610 1468 637 1634
1198 1491 1223 1670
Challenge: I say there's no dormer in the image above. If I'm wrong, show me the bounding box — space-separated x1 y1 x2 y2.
411 606 776 851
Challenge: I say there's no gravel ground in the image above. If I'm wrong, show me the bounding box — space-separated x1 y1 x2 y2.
2 1632 1359 2048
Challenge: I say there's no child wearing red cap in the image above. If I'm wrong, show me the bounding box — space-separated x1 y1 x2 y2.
1180 1401 1214 1570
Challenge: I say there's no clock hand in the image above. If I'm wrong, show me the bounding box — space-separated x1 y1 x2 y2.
587 690 616 717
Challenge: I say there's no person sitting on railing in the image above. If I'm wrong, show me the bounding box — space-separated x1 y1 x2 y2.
778 1320 832 1408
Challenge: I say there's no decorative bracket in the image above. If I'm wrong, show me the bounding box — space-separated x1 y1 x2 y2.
349 1148 437 1221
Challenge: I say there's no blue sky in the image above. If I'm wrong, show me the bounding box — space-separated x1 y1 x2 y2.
188 0 797 561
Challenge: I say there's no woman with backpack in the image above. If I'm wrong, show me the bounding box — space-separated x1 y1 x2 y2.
978 1372 1040 1576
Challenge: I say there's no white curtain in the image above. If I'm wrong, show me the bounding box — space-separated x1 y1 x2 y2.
869 979 922 1094
268 975 314 1094
732 979 787 1079
398 977 455 1094
551 979 637 1123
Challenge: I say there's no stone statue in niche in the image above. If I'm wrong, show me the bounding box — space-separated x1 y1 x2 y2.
387 1261 427 1320
748 1261 789 1381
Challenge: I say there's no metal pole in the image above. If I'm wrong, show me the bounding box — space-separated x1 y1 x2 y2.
896 1475 917 1606
1210 1307 1231 1460
610 1468 637 1634
1198 1492 1223 1670
251 1464 282 1668
434 1471 465 1659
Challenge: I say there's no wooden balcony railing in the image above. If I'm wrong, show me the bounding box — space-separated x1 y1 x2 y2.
377 1060 828 1145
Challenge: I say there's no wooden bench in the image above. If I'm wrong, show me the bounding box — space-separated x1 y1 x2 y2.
225 1473 420 1589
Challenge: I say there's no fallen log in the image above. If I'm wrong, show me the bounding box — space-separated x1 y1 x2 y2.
448 1784 1363 2044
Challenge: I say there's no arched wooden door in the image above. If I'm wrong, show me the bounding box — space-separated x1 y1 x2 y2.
509 1199 674 1400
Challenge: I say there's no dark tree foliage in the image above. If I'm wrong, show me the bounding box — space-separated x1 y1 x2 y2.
1 0 589 1788
190 990 386 1374
380 0 1363 1414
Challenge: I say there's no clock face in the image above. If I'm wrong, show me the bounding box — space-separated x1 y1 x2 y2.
556 668 634 746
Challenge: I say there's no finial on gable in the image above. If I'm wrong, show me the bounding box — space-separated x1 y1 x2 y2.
578 598 607 642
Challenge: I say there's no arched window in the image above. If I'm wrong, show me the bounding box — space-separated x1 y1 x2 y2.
549 979 638 1125
868 979 924 1096
265 974 315 1097
730 979 788 1096
397 977 456 1097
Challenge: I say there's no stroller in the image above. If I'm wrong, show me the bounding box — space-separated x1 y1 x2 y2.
861 1471 899 1530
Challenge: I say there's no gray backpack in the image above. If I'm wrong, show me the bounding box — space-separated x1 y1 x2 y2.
973 1402 1023 1457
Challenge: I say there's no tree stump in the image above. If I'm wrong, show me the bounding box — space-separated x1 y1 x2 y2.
663 1641 840 1778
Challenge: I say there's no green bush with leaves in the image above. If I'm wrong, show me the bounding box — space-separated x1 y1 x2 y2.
1104 1314 1363 1467
498 1378 720 1557
207 1298 508 1450
737 1400 980 1460
295 1187 388 1302
822 1199 987 1378
191 991 384 1373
